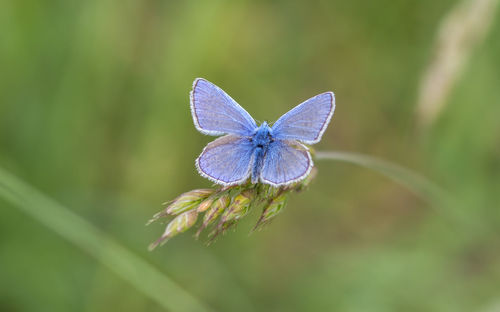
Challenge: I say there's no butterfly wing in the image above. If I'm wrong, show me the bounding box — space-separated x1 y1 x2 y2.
259 141 313 186
196 135 254 185
190 78 257 136
271 92 335 144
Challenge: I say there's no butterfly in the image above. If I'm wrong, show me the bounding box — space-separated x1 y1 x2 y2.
190 78 335 187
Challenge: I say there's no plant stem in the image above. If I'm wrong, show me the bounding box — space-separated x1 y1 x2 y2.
315 151 447 204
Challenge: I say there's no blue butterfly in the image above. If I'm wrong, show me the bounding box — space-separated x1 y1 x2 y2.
190 78 335 187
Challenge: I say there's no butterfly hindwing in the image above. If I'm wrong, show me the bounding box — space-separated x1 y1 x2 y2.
196 135 254 185
259 141 313 186
190 78 257 136
271 92 335 144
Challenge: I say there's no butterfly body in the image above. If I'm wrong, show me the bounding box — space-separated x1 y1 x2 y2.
249 122 274 183
190 78 335 187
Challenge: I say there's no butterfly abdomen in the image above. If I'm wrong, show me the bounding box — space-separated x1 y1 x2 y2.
251 147 265 183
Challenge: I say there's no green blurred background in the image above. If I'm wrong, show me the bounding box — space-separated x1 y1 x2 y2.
1 0 500 311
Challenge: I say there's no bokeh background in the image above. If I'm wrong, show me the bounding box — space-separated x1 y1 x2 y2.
1 0 500 311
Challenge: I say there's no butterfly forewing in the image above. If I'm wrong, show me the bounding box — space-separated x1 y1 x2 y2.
190 78 257 136
196 135 254 185
271 92 335 144
259 141 313 186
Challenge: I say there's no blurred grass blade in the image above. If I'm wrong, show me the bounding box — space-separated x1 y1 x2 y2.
0 167 213 312
315 151 447 204
416 0 499 128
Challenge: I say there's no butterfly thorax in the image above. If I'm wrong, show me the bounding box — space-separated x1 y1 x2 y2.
251 122 274 148
250 122 274 183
